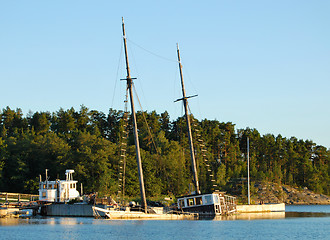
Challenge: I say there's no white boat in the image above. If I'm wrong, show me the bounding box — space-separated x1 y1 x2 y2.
38 169 80 202
92 205 197 220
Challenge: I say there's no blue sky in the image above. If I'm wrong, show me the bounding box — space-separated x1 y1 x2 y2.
1 1 329 148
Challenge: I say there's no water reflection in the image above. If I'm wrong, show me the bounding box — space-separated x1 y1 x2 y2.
1 205 329 226
0 218 21 226
0 217 87 226
286 212 330 218
211 212 286 221
47 217 87 225
215 211 330 221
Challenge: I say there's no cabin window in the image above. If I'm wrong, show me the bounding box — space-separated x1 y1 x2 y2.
195 197 203 205
54 184 57 189
213 195 219 204
204 195 213 204
43 184 46 189
178 199 185 208
49 184 53 189
42 192 46 198
187 198 195 206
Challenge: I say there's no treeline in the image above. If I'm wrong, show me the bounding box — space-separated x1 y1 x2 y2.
0 106 329 198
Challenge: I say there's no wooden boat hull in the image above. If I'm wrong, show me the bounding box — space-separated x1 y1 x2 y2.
92 206 198 220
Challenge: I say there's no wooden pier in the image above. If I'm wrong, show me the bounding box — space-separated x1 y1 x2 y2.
0 192 39 203
0 192 40 217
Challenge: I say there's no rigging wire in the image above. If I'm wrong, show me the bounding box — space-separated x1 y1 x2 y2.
127 41 150 112
132 83 160 156
187 101 218 192
117 88 129 202
127 38 178 63
111 39 124 109
127 37 189 121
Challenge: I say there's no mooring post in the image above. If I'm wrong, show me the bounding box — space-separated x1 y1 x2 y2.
247 137 250 205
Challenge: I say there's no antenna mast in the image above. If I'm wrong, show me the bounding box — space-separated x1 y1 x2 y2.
247 137 250 205
122 18 147 212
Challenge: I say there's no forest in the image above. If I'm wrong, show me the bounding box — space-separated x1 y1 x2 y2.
0 106 329 201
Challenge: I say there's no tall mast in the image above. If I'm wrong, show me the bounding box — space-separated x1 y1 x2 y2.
176 44 200 194
122 18 147 212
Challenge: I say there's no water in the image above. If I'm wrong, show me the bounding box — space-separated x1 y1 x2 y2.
286 204 330 213
1 205 329 240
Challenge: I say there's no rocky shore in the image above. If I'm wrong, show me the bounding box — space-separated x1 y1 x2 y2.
248 182 330 205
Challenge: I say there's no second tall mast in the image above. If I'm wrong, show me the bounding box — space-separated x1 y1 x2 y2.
176 44 200 195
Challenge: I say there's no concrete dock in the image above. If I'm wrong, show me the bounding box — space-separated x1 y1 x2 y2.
236 203 285 213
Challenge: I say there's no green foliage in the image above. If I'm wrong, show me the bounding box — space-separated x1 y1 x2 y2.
0 106 329 199
68 131 116 195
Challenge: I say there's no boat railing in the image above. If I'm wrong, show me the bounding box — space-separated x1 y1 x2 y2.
217 193 237 215
224 195 237 213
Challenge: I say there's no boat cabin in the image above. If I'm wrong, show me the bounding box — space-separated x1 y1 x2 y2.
177 192 236 216
39 169 80 202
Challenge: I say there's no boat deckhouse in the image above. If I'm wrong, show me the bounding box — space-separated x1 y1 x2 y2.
177 192 236 216
39 169 80 202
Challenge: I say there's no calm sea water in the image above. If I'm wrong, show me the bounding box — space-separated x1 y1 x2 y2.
1 205 329 240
